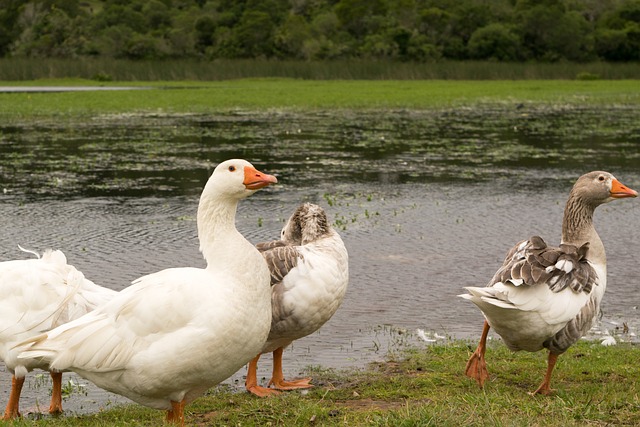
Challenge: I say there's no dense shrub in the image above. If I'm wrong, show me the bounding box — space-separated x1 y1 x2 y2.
0 0 639 62
468 23 521 61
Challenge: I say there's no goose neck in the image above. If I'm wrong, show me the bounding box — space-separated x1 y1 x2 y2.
197 195 241 264
561 192 605 263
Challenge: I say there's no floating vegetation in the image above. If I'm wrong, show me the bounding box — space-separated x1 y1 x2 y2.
62 379 88 400
322 191 385 231
0 104 640 201
2 105 639 200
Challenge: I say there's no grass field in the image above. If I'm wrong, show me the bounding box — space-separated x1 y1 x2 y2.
1 79 639 119
6 340 640 426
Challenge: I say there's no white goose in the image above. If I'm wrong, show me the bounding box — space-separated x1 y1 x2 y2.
461 171 637 394
245 203 349 397
1 248 116 420
16 159 277 425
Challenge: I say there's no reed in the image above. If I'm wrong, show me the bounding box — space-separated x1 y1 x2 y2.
1 58 639 81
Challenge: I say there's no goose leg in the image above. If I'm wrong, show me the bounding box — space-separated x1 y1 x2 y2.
166 399 186 426
3 375 25 420
245 354 280 397
531 352 559 395
49 371 63 414
465 320 490 387
268 347 313 391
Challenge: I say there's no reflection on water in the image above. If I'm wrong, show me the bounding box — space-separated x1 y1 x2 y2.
1 105 640 416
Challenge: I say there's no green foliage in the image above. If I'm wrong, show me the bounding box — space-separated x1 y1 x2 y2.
235 10 276 57
468 23 521 60
274 14 312 59
517 5 594 61
0 0 639 62
581 0 640 61
0 0 640 62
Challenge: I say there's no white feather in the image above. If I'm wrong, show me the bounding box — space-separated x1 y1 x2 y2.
416 329 436 343
555 259 574 273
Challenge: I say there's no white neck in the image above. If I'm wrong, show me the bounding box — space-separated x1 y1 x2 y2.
197 193 244 267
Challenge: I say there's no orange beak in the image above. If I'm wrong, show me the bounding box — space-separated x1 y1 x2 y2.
243 165 278 190
611 178 638 198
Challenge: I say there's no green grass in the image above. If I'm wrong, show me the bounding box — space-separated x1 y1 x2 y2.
6 341 640 426
1 79 639 119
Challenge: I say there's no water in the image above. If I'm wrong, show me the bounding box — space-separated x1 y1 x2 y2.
1 106 640 416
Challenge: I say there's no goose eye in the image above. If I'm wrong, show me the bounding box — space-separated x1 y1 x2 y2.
598 175 605 182
228 166 236 172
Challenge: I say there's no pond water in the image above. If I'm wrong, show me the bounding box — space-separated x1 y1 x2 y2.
1 105 640 416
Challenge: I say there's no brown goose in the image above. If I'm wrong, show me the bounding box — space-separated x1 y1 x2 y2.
460 171 637 395
245 203 349 397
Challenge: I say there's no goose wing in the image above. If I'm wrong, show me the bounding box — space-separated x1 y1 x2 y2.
490 235 597 294
261 245 302 285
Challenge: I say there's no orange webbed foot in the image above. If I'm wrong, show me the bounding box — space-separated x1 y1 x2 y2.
2 410 21 421
529 385 555 396
269 377 313 391
465 349 489 387
465 321 490 388
529 352 559 396
247 385 282 397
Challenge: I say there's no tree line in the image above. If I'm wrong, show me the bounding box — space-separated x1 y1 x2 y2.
0 0 639 62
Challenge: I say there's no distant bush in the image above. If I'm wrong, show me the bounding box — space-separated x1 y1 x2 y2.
92 71 113 82
576 72 601 80
1 0 640 63
468 24 521 61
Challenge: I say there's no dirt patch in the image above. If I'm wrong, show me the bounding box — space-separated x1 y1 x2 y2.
191 410 221 426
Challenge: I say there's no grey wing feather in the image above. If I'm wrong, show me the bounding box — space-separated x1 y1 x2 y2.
490 236 597 294
261 246 302 285
255 240 287 253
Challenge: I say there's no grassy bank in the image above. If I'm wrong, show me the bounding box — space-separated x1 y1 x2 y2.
1 79 640 119
7 340 640 426
1 59 640 81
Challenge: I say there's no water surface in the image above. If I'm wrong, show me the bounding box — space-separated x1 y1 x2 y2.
1 105 639 416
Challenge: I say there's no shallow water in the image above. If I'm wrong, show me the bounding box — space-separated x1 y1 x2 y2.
1 106 640 416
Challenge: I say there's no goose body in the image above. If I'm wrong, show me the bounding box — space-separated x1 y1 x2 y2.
461 171 637 394
245 203 349 397
464 236 604 354
17 159 277 424
0 249 116 419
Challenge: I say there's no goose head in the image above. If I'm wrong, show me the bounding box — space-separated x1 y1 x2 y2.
570 171 637 207
202 159 277 202
281 203 330 245
197 159 277 262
